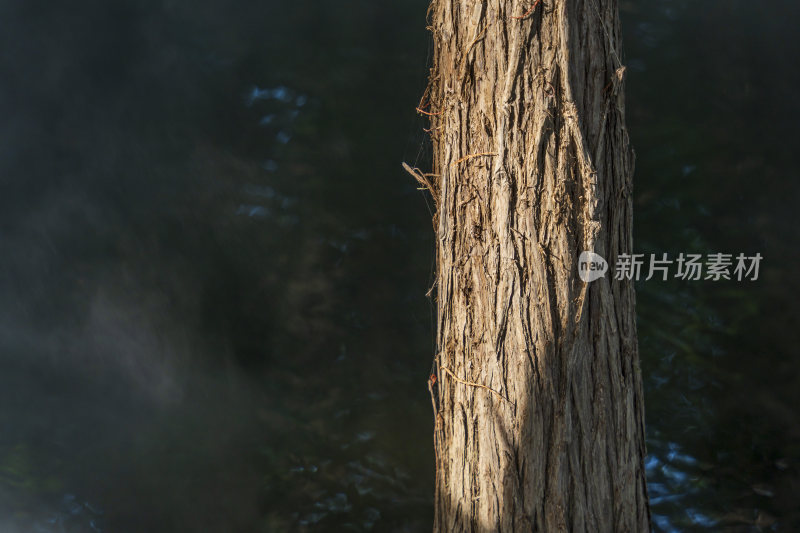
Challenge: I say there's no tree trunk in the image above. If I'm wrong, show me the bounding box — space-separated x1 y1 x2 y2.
422 0 650 531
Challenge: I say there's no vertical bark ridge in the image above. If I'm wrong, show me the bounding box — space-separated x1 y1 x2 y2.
424 0 650 531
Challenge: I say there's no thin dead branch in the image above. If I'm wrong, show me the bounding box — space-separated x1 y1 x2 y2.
451 152 497 166
439 365 511 403
511 0 542 20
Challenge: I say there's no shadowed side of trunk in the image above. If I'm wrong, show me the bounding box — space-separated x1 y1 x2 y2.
422 0 650 531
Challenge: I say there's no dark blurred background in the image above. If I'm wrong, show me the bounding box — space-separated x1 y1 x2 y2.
0 0 797 531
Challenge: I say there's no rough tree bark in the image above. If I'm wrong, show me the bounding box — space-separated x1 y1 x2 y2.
417 0 650 531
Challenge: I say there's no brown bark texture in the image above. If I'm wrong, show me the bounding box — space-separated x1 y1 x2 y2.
420 0 650 531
